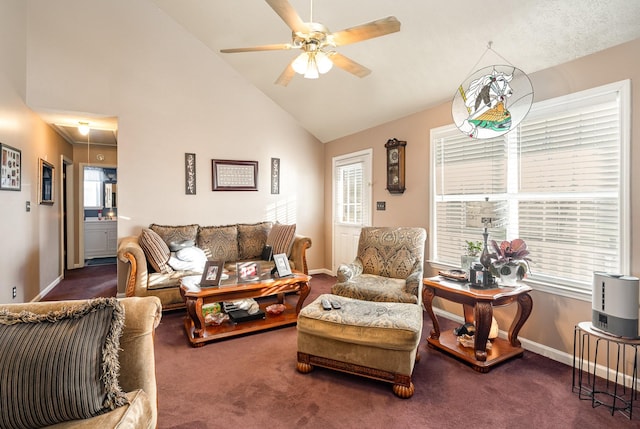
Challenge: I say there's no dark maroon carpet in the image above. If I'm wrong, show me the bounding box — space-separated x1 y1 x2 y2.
153 274 638 429
42 264 117 301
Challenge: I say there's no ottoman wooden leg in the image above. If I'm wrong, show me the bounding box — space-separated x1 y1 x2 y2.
393 381 415 399
297 352 313 373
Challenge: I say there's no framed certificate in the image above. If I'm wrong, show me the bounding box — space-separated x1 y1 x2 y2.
212 159 258 191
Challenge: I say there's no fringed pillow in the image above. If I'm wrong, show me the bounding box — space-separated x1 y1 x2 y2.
0 298 128 429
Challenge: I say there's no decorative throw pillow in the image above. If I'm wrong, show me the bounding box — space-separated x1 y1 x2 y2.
197 225 239 261
149 223 198 245
167 239 195 252
0 298 128 429
265 223 296 257
139 228 173 274
238 222 272 260
168 246 207 272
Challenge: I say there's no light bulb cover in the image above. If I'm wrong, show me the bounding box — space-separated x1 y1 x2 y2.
78 122 90 136
292 52 309 74
315 51 333 74
303 55 319 79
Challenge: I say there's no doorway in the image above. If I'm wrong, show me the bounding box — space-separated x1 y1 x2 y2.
331 149 372 273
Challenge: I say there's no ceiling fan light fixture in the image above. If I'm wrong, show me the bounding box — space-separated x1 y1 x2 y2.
315 51 333 74
292 52 310 74
303 54 320 79
78 122 90 136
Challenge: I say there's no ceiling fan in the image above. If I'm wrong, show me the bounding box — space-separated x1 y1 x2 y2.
220 0 401 86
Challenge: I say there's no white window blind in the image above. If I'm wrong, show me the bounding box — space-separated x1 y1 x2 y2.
335 161 364 225
430 80 630 297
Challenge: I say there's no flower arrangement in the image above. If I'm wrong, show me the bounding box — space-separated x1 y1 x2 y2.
489 238 531 280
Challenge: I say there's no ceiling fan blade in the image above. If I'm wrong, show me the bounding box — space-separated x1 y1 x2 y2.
330 53 371 78
221 43 293 53
275 62 295 86
330 16 401 46
265 0 309 34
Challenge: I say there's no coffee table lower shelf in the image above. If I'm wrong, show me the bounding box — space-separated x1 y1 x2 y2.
184 300 299 346
427 330 524 372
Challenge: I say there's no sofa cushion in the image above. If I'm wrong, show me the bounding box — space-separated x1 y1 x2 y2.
238 222 272 260
266 223 296 257
0 298 128 429
197 224 239 261
139 228 173 274
149 223 198 245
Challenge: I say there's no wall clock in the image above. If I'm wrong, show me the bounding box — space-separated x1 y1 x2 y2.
384 138 406 194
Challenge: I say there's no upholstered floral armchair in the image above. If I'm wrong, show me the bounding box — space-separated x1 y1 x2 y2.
331 227 427 304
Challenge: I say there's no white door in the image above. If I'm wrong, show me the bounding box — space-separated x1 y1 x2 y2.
332 149 372 273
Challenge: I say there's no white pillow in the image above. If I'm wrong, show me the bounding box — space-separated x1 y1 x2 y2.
168 247 207 272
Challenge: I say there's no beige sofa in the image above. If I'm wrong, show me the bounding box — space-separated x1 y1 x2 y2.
0 296 162 429
118 222 312 310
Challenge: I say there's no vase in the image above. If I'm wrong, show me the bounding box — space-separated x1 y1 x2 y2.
460 255 479 273
497 263 520 286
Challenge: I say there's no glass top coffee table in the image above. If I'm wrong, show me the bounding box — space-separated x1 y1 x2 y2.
180 271 311 347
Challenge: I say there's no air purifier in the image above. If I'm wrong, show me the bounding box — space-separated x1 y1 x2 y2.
591 271 640 338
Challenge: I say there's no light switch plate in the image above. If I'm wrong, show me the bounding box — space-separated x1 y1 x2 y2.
376 201 386 211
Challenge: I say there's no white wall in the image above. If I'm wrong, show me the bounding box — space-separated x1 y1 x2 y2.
25 0 326 294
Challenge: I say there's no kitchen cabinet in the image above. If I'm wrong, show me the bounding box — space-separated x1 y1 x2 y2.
85 220 117 259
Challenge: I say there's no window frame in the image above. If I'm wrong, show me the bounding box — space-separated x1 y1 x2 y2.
429 80 631 301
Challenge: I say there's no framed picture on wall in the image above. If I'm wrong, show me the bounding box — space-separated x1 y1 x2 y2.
39 158 55 205
0 143 21 191
212 159 258 191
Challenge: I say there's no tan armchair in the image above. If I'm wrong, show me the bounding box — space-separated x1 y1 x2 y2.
0 297 162 429
331 227 427 304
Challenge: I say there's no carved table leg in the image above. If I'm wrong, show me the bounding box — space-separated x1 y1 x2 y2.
473 302 493 362
185 297 205 339
422 287 440 340
462 304 475 324
508 292 533 347
295 280 311 314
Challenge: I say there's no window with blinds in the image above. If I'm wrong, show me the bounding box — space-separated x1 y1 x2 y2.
83 166 104 208
430 80 630 298
335 161 364 225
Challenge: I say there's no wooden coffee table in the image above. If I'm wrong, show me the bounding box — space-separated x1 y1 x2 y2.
422 276 533 372
180 271 311 347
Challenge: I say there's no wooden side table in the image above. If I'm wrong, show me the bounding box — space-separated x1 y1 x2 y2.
422 277 533 372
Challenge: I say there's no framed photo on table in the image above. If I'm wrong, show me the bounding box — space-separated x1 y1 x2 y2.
273 253 292 277
201 260 225 286
236 261 261 282
0 143 21 191
212 159 258 191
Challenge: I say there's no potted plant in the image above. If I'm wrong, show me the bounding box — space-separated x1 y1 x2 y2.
461 240 483 271
488 238 531 286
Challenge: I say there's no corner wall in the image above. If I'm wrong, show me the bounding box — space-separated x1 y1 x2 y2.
323 38 640 360
25 0 326 294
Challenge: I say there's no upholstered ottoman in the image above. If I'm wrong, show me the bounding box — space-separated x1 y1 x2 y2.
296 294 423 398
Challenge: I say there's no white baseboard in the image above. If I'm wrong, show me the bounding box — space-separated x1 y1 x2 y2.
309 268 333 276
32 275 63 302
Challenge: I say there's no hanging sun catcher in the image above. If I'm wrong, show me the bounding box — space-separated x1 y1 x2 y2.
451 43 534 139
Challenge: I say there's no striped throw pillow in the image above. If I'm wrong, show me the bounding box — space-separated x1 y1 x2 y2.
265 223 296 257
0 298 128 429
139 228 173 274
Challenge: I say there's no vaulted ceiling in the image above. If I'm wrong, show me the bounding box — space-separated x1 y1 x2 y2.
39 1 640 145
150 0 640 142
